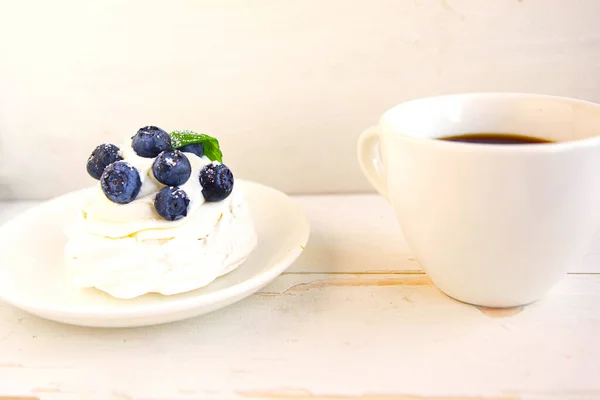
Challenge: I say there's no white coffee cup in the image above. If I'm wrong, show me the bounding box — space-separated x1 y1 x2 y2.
358 93 600 308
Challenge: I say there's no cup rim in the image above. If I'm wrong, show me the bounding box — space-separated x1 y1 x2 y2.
379 92 600 153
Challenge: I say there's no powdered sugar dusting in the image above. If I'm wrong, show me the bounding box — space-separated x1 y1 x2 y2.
165 156 177 167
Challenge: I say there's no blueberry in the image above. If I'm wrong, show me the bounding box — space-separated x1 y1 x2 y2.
86 143 123 180
152 150 192 186
100 161 142 204
154 186 190 221
178 143 204 158
131 126 172 158
199 163 234 202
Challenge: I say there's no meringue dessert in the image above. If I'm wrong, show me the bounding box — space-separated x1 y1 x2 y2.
64 126 257 299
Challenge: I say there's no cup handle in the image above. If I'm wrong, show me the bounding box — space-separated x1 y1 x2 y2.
357 125 388 199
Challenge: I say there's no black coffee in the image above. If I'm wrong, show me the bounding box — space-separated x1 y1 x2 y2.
439 133 553 145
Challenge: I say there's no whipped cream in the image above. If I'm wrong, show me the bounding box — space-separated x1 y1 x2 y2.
64 141 257 299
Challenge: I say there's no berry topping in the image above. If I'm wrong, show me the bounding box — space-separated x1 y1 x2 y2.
86 144 123 180
199 163 234 202
178 142 204 158
100 161 142 204
154 186 190 221
131 126 172 158
152 150 192 186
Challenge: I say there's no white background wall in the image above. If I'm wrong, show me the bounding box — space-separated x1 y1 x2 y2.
1 0 600 199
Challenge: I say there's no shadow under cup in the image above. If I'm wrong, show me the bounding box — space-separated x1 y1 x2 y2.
360 93 600 308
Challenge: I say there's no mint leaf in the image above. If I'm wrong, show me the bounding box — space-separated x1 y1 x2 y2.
169 130 223 163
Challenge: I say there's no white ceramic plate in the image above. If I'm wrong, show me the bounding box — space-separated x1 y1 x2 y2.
0 181 309 328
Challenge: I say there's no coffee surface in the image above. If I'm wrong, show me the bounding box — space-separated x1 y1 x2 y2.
439 133 553 145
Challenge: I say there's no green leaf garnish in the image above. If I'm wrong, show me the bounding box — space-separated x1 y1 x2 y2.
169 130 223 163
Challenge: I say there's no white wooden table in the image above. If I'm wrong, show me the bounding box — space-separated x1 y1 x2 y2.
1 195 599 400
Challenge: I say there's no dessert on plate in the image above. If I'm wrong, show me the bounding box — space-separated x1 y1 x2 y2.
64 126 257 299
